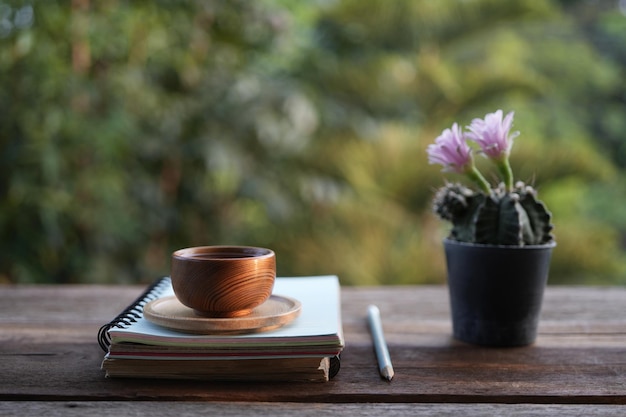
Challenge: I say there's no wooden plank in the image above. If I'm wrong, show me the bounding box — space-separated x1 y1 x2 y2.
2 401 626 417
4 285 626 334
2 340 626 403
0 285 625 404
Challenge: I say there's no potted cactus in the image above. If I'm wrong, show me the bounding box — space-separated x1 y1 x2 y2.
427 110 555 347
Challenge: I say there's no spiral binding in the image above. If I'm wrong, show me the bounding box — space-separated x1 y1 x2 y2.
97 277 171 352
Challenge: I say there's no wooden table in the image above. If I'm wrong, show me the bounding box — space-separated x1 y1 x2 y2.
1 284 626 416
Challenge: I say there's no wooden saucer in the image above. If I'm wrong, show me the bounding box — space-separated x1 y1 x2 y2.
143 295 301 335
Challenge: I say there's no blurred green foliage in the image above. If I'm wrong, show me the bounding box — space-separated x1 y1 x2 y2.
1 0 625 285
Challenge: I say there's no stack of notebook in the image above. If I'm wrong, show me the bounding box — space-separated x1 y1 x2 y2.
98 275 344 382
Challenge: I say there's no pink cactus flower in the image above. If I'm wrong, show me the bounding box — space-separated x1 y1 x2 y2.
466 110 519 160
427 123 473 174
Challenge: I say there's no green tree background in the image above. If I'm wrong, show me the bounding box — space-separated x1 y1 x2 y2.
1 0 625 285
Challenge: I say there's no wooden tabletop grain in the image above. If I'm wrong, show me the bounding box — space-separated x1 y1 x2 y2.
1 283 626 416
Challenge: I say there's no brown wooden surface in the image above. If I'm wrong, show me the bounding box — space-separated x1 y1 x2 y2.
2 402 626 417
1 283 626 415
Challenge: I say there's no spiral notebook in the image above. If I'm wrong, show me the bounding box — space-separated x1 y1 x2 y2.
98 275 344 382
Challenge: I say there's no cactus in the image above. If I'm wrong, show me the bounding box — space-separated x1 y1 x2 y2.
427 110 555 246
433 182 554 246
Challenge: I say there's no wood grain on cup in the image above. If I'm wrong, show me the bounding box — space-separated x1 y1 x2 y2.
171 246 276 317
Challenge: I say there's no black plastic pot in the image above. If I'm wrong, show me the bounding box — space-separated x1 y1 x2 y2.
444 239 556 347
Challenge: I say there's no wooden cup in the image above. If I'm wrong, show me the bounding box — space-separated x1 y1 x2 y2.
170 246 276 317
